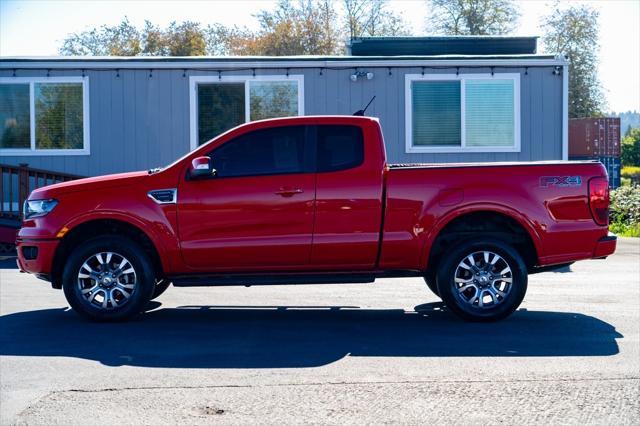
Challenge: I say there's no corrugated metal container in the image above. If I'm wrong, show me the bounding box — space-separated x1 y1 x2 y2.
569 118 621 157
570 156 621 188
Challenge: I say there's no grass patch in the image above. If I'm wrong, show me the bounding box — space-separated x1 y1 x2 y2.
609 222 640 237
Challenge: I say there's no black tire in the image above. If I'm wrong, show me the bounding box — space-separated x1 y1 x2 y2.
423 271 440 297
151 279 171 300
62 235 155 321
436 238 527 322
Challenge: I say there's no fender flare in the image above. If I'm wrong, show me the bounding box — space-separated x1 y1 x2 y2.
419 203 543 269
60 210 175 273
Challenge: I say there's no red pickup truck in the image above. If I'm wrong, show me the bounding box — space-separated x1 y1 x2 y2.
16 116 616 322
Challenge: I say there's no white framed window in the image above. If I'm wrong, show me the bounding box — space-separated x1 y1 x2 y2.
0 76 90 156
405 73 520 153
189 75 304 150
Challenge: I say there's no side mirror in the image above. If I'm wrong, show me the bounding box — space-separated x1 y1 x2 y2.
189 156 215 178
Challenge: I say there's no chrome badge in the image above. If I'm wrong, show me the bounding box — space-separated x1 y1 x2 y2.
539 176 582 188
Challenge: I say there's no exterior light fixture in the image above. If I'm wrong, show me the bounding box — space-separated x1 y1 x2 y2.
350 71 374 82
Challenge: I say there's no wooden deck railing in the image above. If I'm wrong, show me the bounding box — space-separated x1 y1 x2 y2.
0 163 83 220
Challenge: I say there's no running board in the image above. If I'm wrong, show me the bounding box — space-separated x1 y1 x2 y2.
170 273 378 287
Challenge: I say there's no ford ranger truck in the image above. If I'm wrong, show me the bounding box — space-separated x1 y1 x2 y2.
16 116 616 322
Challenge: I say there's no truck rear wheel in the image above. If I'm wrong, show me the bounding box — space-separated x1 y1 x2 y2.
62 235 155 321
436 238 527 322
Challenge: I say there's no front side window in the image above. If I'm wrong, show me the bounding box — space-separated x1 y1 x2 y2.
194 76 303 148
406 74 520 153
0 77 88 154
210 126 306 178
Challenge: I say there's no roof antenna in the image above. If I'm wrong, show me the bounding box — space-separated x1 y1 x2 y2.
353 95 376 116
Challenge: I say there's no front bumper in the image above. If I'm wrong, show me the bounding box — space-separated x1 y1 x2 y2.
593 233 617 258
16 238 59 278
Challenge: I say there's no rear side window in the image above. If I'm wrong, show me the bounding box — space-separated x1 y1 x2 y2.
316 125 364 172
210 126 305 178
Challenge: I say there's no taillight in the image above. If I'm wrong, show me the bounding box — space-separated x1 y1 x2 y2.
588 177 609 226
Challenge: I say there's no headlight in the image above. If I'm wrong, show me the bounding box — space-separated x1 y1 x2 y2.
23 199 58 219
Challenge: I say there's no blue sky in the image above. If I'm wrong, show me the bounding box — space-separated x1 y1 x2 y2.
1 0 638 111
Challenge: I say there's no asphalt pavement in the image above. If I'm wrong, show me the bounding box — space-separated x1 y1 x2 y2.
1 238 638 425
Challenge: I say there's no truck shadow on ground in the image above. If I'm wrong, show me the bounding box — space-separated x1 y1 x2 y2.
0 302 622 368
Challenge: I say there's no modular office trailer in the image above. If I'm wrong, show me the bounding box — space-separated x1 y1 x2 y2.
1 49 568 177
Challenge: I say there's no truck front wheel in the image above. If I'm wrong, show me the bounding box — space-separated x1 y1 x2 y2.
436 238 527 322
62 235 155 321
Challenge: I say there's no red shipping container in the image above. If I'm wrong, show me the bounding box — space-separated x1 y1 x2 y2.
569 117 621 157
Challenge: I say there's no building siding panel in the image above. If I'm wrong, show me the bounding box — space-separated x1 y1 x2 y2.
122 68 136 172
0 64 564 176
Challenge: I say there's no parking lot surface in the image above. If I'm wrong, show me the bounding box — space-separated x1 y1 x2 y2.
1 238 638 425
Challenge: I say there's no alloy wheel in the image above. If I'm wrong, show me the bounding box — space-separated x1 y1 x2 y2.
453 250 513 309
76 251 137 310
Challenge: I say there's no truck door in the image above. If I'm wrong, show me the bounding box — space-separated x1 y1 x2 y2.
310 124 385 270
177 125 316 271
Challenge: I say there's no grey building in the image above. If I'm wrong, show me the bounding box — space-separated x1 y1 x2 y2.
0 37 568 177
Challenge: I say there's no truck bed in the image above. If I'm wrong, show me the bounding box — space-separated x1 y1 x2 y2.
388 160 600 170
379 160 609 270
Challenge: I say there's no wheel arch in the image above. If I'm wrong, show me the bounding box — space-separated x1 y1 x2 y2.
421 205 542 274
51 217 166 289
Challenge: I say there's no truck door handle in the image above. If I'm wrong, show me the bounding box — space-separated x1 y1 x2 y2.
275 187 303 197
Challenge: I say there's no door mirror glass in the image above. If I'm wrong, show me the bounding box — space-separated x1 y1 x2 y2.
190 156 215 178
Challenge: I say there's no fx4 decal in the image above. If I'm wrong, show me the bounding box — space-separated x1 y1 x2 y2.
540 176 582 188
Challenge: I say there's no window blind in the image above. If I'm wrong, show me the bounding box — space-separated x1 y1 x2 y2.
35 83 84 149
465 79 515 147
411 80 461 146
197 83 245 145
0 84 30 149
249 81 298 121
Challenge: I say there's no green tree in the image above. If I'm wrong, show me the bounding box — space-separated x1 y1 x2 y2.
164 21 207 56
141 21 167 55
426 0 520 35
203 24 256 56
59 17 142 55
244 0 342 55
541 4 605 118
621 128 640 167
57 2 361 57
60 18 206 56
344 0 410 38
